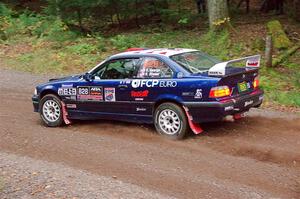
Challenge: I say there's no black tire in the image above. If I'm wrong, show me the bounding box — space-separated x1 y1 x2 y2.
39 94 63 127
154 102 189 140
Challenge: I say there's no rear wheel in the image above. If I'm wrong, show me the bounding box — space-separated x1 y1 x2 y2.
39 94 63 127
154 103 189 140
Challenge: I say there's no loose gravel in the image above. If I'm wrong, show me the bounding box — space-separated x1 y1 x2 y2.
0 152 172 199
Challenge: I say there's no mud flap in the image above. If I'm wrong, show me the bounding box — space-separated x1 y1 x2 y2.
183 106 203 135
61 101 71 125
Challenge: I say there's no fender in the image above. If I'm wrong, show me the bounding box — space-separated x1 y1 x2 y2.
155 94 184 104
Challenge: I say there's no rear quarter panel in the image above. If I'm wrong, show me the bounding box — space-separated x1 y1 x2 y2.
132 77 219 114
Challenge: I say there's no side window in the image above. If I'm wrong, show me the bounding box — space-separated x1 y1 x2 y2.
137 57 173 78
99 58 140 79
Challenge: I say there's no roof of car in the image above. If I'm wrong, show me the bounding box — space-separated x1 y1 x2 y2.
110 48 198 59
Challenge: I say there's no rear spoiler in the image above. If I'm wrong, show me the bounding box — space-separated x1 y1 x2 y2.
208 55 261 76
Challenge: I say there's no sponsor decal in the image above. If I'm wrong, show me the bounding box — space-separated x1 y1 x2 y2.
58 87 77 96
61 84 73 88
182 92 194 96
194 89 202 99
136 107 147 112
131 90 149 98
131 79 177 88
208 71 223 76
66 104 77 108
244 100 253 107
246 59 259 67
120 80 131 84
224 106 234 111
90 87 102 95
104 87 116 102
139 68 161 77
65 96 77 100
159 80 177 88
246 56 260 68
77 86 103 101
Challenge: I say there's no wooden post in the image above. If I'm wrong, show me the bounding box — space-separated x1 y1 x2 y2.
265 35 273 67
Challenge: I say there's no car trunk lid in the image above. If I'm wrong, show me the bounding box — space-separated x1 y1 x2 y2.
207 55 261 98
218 67 259 97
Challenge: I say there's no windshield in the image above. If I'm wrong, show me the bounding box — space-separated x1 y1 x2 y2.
170 51 219 73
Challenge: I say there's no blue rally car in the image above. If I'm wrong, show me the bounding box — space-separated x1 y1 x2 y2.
32 48 264 139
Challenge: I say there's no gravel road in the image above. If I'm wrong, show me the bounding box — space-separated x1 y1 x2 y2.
0 68 299 199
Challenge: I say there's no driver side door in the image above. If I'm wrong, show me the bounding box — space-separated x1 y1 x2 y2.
75 58 141 120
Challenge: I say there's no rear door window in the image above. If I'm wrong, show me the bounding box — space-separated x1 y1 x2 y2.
137 57 173 78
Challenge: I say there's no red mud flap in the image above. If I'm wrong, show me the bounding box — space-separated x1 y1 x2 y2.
61 101 72 125
183 106 203 135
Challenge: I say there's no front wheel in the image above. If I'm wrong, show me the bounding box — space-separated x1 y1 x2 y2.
39 94 63 127
154 103 189 140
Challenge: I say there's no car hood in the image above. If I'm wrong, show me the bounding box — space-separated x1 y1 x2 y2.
36 74 82 90
48 74 82 83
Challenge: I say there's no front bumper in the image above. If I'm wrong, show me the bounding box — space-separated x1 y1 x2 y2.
183 89 264 123
32 95 39 112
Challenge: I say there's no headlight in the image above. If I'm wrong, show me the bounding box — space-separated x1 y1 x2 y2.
34 88 37 95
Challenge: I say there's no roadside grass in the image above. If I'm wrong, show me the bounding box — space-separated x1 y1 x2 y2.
0 29 299 108
0 30 240 74
261 69 300 107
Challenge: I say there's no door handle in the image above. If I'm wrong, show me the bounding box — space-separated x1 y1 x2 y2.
118 85 128 88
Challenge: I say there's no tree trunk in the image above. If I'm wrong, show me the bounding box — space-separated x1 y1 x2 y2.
207 0 229 31
292 0 300 21
55 0 62 20
135 0 140 28
77 9 83 32
265 35 273 67
272 43 300 67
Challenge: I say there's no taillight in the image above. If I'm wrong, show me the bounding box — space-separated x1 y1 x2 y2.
209 86 230 98
253 76 259 89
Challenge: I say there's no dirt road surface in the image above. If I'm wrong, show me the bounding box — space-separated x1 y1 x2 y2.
0 68 299 199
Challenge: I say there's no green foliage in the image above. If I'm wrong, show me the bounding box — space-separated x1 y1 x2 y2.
260 65 300 107
44 0 172 31
267 20 292 50
199 30 230 60
0 3 12 17
178 17 189 25
267 90 300 107
0 7 78 43
251 38 265 52
110 34 140 51
66 43 98 55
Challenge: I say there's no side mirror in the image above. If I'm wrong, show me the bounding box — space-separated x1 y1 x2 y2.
83 73 94 82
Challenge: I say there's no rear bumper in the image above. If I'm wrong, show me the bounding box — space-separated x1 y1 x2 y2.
32 95 39 112
183 89 264 123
